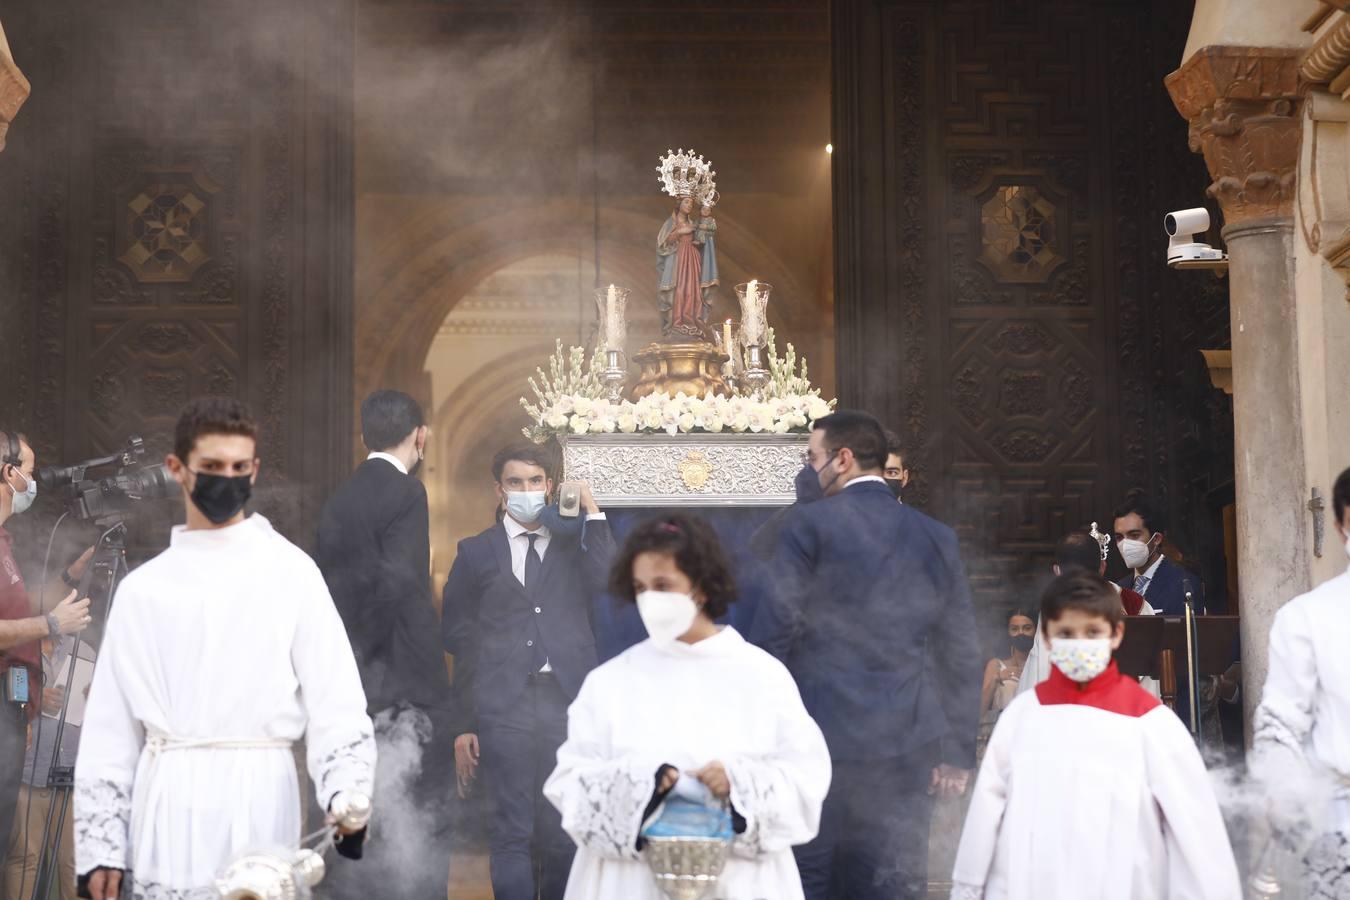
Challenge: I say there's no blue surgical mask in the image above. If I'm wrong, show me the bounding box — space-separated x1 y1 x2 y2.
7 468 35 516
505 491 547 525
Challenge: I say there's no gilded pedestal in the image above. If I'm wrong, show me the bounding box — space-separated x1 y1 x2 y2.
630 342 730 401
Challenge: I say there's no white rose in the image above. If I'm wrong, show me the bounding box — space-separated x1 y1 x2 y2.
643 411 663 431
589 418 615 434
706 417 725 433
556 395 576 415
546 411 569 430
677 413 696 433
569 415 589 435
573 397 595 417
618 413 638 434
771 419 792 434
731 413 750 432
808 398 832 421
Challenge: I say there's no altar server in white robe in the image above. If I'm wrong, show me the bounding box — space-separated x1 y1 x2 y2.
1251 466 1350 895
953 571 1239 900
544 514 831 900
75 397 376 900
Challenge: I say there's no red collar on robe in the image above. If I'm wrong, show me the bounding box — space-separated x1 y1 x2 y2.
1035 660 1160 717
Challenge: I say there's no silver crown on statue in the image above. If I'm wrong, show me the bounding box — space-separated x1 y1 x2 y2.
214 847 326 900
656 149 717 206
642 835 731 900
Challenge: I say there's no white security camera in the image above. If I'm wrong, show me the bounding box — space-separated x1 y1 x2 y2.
1164 208 1228 270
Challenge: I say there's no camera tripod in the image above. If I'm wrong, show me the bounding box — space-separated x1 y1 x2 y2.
20 518 128 900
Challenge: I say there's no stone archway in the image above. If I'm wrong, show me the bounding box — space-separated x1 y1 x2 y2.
355 198 822 415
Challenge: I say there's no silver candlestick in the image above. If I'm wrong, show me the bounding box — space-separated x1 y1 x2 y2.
602 349 627 402
741 344 769 398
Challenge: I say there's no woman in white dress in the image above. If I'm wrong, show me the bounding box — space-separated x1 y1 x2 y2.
544 513 831 900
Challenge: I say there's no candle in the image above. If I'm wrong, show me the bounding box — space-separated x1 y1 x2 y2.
723 318 733 351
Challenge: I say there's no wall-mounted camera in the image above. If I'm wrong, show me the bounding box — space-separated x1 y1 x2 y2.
1165 207 1228 271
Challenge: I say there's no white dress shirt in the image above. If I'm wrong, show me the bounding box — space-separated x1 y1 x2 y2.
844 475 888 489
1132 554 1164 594
366 451 407 476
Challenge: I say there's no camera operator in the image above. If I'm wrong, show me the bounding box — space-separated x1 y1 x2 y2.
0 430 94 852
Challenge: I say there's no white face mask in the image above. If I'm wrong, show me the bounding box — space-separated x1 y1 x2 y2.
505 490 547 525
1344 533 1350 562
1117 536 1154 570
636 590 699 644
1047 637 1113 683
6 468 35 516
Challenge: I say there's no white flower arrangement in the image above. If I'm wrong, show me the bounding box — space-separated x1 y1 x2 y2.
520 338 836 443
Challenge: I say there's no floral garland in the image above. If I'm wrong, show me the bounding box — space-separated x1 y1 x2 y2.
520 339 835 442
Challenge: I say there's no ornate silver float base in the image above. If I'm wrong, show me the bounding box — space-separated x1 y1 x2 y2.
561 433 807 507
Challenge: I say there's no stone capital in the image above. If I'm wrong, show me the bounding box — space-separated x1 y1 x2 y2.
1165 46 1305 225
0 19 31 154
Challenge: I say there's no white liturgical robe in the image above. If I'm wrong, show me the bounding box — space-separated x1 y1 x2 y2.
543 626 831 900
74 515 376 898
953 662 1239 900
1252 564 1350 893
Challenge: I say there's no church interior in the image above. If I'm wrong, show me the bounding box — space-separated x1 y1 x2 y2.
3 0 1350 896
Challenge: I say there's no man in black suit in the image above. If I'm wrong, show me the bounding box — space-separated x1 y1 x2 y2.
441 442 614 900
1112 493 1205 616
315 390 452 898
751 410 982 900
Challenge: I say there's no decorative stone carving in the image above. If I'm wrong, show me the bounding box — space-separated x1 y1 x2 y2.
560 433 806 507
0 19 30 153
1164 46 1304 225
1297 90 1350 300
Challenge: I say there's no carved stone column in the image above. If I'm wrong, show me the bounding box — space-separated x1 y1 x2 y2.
0 19 31 153
1166 46 1308 737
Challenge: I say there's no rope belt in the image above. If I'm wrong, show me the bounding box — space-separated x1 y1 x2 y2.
143 732 293 755
132 731 295 861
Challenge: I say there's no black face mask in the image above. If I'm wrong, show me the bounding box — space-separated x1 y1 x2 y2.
884 477 904 501
190 471 252 525
794 464 824 505
1011 634 1035 654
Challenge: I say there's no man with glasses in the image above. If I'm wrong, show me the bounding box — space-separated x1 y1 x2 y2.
751 410 981 900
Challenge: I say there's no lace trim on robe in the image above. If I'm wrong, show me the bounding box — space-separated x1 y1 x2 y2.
949 882 984 900
725 758 782 859
131 881 219 900
1305 831 1350 899
74 778 133 873
313 724 376 806
563 764 651 862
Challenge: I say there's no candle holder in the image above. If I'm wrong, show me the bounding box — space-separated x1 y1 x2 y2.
594 285 630 356
602 348 627 402
741 344 769 399
734 281 772 349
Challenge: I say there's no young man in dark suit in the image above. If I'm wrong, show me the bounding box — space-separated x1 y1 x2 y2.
751 410 982 900
1112 493 1205 616
315 390 452 898
441 442 613 900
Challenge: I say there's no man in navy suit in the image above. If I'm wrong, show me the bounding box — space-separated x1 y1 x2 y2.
751 411 982 900
441 443 614 900
1112 493 1205 616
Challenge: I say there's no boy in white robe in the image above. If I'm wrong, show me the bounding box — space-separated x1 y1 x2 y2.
953 571 1239 900
74 397 376 899
1251 466 1350 895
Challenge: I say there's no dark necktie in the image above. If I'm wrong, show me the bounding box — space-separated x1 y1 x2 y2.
524 533 542 595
